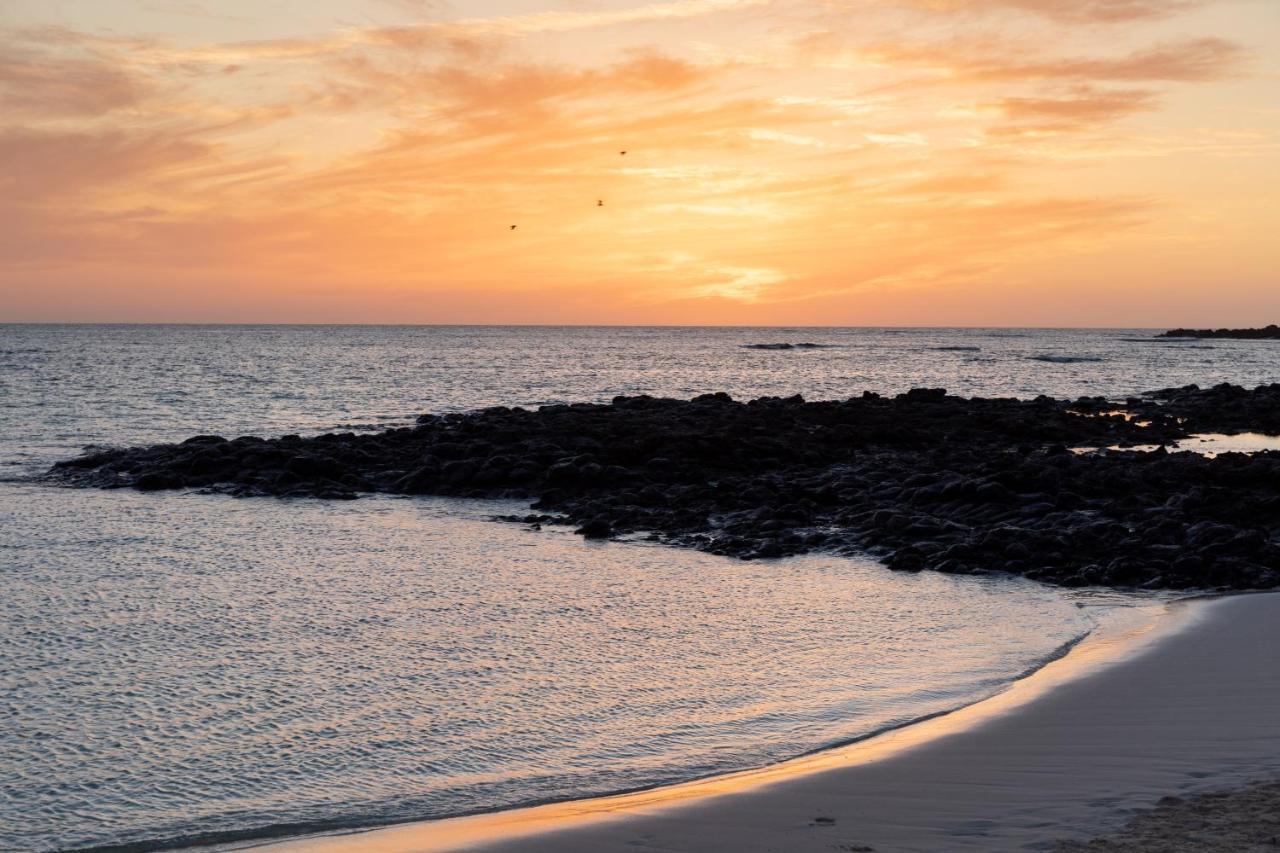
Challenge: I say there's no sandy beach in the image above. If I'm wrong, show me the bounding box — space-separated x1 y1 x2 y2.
246 591 1280 853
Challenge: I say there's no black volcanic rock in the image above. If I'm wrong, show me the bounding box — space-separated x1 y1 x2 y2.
741 342 836 350
1136 382 1280 435
44 385 1280 591
1157 325 1280 340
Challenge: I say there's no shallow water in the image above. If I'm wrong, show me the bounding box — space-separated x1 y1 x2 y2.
2 325 1276 852
1072 432 1280 456
2 485 1109 852
1170 432 1280 456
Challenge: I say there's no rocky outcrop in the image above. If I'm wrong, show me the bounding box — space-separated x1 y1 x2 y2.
1157 325 1280 339
45 385 1280 591
741 342 836 350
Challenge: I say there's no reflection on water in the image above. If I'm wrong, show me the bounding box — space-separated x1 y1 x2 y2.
1177 432 1280 456
1 485 1098 852
3 325 1275 852
261 597 1184 853
1073 432 1280 457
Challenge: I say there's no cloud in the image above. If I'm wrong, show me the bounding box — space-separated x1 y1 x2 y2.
1 1 1272 324
987 86 1156 121
448 0 769 37
860 37 1245 83
894 0 1204 23
767 193 1157 305
0 45 155 118
375 0 451 15
427 52 712 104
282 93 824 223
746 128 832 147
894 171 1006 195
973 84 1159 135
865 131 929 146
19 0 761 70
0 127 211 198
683 264 789 301
308 50 719 138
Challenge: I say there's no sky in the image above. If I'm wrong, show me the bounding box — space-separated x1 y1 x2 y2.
1 0 1277 325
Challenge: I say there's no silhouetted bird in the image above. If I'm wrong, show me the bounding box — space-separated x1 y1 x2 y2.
597 200 603 206
510 225 517 230
619 150 626 156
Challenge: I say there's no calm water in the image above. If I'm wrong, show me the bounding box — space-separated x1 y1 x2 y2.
2 325 1277 852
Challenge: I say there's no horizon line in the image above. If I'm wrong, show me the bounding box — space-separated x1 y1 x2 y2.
0 321 1193 330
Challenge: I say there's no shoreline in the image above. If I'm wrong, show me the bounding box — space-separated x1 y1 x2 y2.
214 592 1243 853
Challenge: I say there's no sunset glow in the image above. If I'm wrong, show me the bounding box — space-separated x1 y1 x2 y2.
2 0 1277 324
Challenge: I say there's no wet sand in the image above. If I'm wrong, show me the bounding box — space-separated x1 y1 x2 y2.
247 592 1280 853
1051 778 1280 851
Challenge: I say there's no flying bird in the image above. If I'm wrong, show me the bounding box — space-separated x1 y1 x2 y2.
597 199 603 207
510 225 517 230
619 150 626 156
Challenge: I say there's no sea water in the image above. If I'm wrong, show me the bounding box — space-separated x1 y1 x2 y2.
2 325 1276 852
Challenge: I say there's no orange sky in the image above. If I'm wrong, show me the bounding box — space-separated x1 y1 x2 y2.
1 0 1277 325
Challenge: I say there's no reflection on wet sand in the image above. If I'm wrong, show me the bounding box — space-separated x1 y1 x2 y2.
255 599 1191 853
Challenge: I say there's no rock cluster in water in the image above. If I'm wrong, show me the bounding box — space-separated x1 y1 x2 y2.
47 384 1280 591
1157 325 1280 340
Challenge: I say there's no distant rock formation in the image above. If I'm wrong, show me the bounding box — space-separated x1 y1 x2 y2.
1157 325 1280 340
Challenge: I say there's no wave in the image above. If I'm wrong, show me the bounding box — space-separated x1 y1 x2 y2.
741 342 840 350
1119 339 1217 348
1028 355 1105 364
931 346 981 352
61 814 411 853
330 422 410 432
62 624 1098 853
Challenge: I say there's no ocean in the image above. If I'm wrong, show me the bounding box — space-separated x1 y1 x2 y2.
3 325 1277 852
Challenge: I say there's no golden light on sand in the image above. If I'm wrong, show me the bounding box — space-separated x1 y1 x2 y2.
258 598 1195 852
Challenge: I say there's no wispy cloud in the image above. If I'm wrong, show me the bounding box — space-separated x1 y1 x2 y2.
858 37 1245 83
889 0 1205 23
449 0 769 36
987 86 1156 121
1 0 1274 324
0 44 156 118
